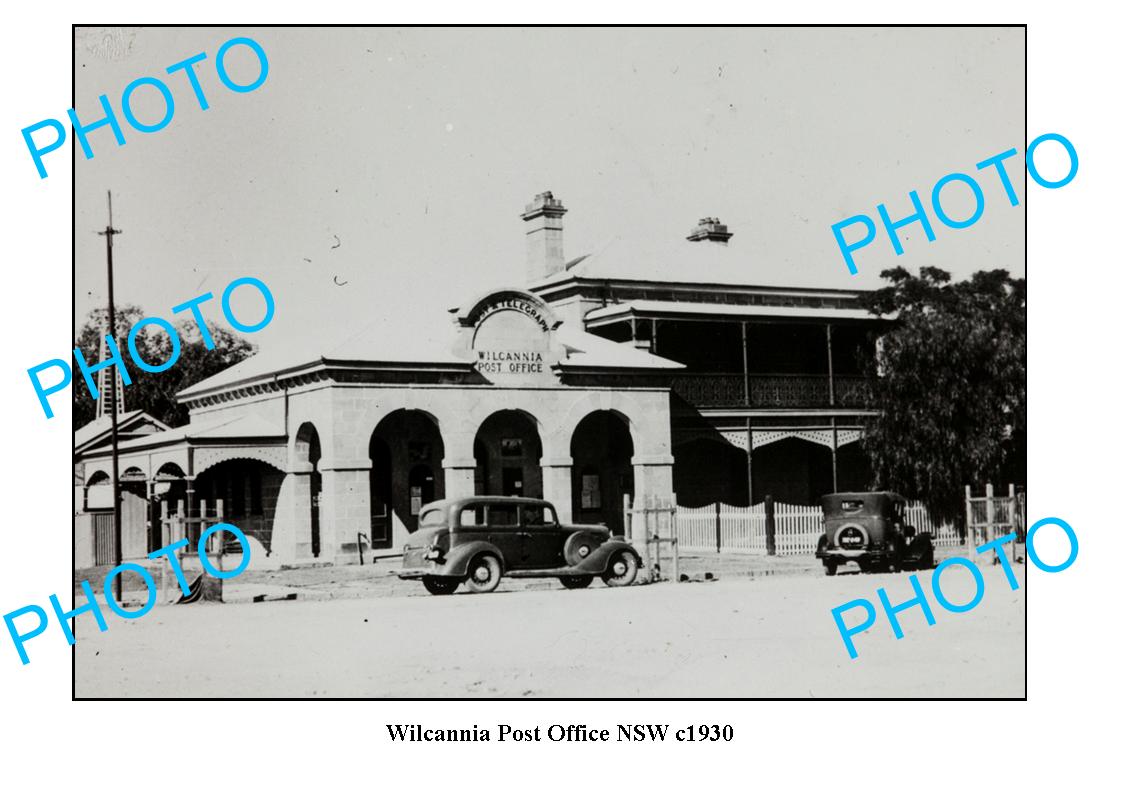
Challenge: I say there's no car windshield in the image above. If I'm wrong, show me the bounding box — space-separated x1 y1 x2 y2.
418 507 446 527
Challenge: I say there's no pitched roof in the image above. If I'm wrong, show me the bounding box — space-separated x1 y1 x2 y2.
178 300 681 399
82 414 285 456
75 410 171 453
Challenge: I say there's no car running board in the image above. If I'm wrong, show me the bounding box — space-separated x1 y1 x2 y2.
505 568 589 578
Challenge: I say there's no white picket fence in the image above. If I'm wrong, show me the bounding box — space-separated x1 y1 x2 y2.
676 500 961 556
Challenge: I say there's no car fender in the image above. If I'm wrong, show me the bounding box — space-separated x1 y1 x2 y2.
563 529 610 566
439 541 505 577
572 538 642 574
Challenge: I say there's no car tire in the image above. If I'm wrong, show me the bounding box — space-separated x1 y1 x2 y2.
601 550 639 587
824 561 837 576
422 576 459 596
465 554 502 594
559 575 594 589
919 546 935 570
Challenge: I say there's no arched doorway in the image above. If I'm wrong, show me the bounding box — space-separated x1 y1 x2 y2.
570 410 634 532
295 423 322 558
474 410 542 498
369 410 445 541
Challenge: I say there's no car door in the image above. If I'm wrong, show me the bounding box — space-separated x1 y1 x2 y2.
521 504 566 568
484 503 523 566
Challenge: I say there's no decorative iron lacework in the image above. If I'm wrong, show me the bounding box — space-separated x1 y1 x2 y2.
194 446 288 475
717 428 865 450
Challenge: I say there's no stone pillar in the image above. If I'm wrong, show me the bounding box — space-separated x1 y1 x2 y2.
541 457 574 523
443 458 478 500
318 458 372 565
285 468 313 562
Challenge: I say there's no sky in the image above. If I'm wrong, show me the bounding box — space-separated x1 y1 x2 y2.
73 26 1025 351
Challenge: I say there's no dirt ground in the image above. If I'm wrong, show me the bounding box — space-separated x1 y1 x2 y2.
73 557 1025 698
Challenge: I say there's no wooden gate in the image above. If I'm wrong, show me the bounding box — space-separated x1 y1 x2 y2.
623 494 680 583
92 512 115 566
965 483 1024 562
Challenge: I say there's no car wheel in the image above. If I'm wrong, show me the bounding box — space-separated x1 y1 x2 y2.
465 554 502 594
559 575 594 589
601 550 639 587
919 546 935 570
824 561 837 576
422 576 459 595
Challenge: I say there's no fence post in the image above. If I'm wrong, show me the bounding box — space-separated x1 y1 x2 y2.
715 501 722 554
764 494 776 556
1007 483 1017 561
964 485 973 556
985 482 996 563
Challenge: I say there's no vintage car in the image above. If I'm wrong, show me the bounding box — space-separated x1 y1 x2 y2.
815 491 935 575
396 496 642 595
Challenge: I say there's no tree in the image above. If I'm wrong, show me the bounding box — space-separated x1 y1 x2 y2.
73 305 256 428
860 266 1026 526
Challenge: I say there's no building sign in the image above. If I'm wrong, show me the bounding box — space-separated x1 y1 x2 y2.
456 289 562 386
473 297 552 331
476 350 545 376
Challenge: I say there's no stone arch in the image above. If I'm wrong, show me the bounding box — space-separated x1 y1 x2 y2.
570 410 636 531
474 409 544 498
553 392 646 460
293 422 322 471
293 422 323 558
369 409 446 541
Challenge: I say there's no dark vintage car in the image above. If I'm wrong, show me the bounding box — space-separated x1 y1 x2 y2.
396 496 642 595
815 491 935 575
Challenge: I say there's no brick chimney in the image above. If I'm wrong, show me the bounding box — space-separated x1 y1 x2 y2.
521 191 568 282
686 217 733 245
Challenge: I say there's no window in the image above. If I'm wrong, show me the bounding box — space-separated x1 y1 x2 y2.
486 504 518 527
521 504 556 526
459 505 485 527
419 507 447 527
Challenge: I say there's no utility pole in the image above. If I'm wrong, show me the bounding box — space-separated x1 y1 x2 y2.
98 191 123 603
